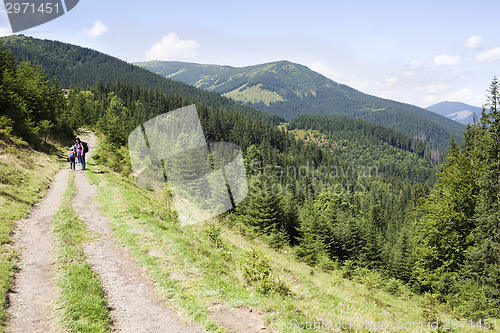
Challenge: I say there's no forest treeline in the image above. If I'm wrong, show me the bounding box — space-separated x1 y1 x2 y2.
137 59 465 151
68 79 433 291
0 45 71 144
1 35 284 125
69 78 500 319
1 44 498 319
289 114 443 165
414 78 500 318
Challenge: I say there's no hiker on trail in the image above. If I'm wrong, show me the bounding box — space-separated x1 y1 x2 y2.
68 147 76 170
74 137 87 170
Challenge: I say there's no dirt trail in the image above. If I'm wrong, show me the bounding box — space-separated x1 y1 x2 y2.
8 169 68 333
72 132 203 333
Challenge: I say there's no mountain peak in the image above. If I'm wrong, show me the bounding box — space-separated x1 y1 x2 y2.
135 60 465 150
426 101 481 125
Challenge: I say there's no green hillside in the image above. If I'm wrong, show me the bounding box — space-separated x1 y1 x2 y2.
289 114 443 174
136 60 465 151
2 43 499 329
0 35 284 125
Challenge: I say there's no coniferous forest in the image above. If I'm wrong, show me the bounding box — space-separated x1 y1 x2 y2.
1 40 499 321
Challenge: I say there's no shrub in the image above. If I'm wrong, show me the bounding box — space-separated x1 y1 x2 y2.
205 219 223 248
340 259 355 279
240 247 291 297
384 277 404 296
265 229 289 250
92 139 131 175
149 187 177 222
447 280 500 320
353 267 383 290
420 292 439 323
0 116 14 139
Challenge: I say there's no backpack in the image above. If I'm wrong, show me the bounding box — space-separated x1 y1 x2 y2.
82 141 89 153
69 151 75 158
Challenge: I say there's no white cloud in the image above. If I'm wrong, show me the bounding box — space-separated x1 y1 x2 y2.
0 26 11 37
434 54 461 66
424 88 478 106
409 60 423 70
145 32 200 61
83 21 110 38
465 35 482 49
477 47 500 62
310 61 342 81
423 95 441 106
381 90 395 99
384 76 398 86
417 83 450 94
444 88 476 104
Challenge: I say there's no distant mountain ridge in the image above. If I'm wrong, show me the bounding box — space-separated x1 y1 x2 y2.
134 60 334 106
135 60 465 150
426 101 482 125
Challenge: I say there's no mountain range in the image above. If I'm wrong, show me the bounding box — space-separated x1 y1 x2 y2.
0 35 284 125
426 101 482 125
135 60 465 150
0 35 464 151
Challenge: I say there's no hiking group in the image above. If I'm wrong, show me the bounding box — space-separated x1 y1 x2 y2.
68 137 88 171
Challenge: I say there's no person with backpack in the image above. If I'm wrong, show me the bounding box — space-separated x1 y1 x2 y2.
68 147 76 170
74 137 88 170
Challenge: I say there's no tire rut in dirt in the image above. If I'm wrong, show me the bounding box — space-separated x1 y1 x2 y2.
8 169 69 333
72 134 203 333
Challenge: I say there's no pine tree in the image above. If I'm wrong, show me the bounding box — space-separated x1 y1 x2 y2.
466 77 500 298
295 202 331 265
238 176 283 236
414 137 477 291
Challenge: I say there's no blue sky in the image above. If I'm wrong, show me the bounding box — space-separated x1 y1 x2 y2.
1 0 499 108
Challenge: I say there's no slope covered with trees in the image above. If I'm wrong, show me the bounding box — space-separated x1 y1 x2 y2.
0 44 72 144
290 114 443 165
414 78 500 319
136 60 466 151
0 35 284 125
71 79 436 294
3 42 498 322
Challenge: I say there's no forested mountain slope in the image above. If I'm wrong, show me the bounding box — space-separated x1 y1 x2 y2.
0 35 284 125
289 114 443 167
136 60 465 150
2 41 498 324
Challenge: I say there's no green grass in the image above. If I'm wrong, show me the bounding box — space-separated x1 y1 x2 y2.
83 157 494 333
0 139 62 329
223 83 285 106
53 171 112 332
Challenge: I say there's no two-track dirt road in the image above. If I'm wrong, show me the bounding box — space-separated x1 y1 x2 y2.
8 131 203 333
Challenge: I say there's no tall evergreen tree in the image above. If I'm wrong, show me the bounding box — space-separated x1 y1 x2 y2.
466 77 500 299
237 176 284 236
414 137 477 291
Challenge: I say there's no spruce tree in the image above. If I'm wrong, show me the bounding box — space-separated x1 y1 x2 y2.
295 201 331 265
414 137 477 291
467 77 500 299
238 176 283 237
